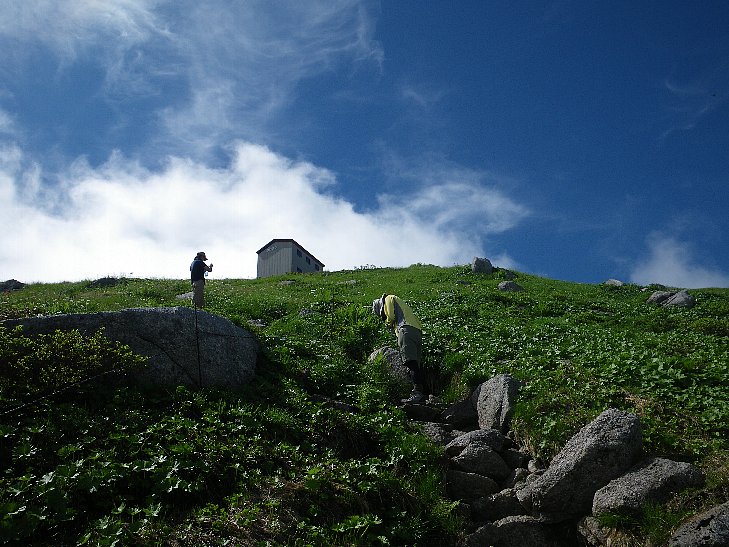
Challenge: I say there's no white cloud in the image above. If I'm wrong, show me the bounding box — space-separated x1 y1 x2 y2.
1 141 527 283
629 233 729 289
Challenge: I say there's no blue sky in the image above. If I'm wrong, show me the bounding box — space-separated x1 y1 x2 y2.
2 1 728 287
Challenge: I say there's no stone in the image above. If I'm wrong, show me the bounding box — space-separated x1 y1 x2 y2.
592 457 705 517
472 257 493 274
501 448 531 470
664 290 696 309
669 500 729 547
3 307 259 390
471 489 528 523
368 346 412 386
604 279 624 287
502 467 530 490
88 276 123 288
445 428 507 458
463 515 569 547
647 290 675 305
516 409 642 521
0 279 25 291
498 281 524 292
451 442 512 482
476 373 521 432
440 385 481 428
417 422 467 445
446 469 500 501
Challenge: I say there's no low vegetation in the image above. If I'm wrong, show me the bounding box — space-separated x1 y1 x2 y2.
1 265 728 545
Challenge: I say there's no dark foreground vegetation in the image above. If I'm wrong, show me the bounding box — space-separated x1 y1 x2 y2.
1 265 728 545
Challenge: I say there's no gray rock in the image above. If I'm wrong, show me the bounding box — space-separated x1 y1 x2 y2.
647 290 675 305
0 279 25 291
669 500 729 547
368 346 412 386
476 373 521 432
89 276 123 288
446 469 499 501
3 307 259 389
440 385 481 428
592 457 705 516
664 290 696 309
604 279 624 287
498 280 524 292
502 448 531 470
445 428 507 458
472 489 528 523
516 409 642 521
502 467 530 490
451 442 512 482
417 422 467 445
462 515 567 547
472 257 494 274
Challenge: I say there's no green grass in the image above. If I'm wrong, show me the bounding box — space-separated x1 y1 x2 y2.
1 264 728 545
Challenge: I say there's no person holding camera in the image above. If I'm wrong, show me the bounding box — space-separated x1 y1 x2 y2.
190 251 213 308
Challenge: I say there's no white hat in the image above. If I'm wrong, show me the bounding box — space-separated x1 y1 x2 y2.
372 294 387 317
372 297 383 317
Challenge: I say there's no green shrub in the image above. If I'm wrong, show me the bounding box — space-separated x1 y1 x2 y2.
0 326 147 404
690 317 729 337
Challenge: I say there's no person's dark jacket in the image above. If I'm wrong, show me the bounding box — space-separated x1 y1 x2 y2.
190 258 207 282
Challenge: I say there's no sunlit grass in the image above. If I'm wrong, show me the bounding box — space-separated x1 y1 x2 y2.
2 264 728 544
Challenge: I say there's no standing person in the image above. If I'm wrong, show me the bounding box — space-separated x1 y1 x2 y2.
372 293 427 404
190 251 213 308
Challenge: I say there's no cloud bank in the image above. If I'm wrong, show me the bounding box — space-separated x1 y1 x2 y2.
2 142 526 282
629 233 729 289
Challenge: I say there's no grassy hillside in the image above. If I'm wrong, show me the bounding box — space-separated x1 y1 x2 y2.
1 265 728 545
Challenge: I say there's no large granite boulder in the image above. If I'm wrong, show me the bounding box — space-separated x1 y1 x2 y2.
3 307 259 389
516 409 642 521
647 290 696 309
664 290 696 308
592 457 705 517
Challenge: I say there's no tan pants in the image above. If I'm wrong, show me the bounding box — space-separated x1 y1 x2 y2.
192 279 206 308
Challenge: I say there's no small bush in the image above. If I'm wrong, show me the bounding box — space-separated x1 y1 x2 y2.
690 317 729 337
0 326 147 404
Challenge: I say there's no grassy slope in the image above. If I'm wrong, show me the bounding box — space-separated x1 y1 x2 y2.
1 264 728 545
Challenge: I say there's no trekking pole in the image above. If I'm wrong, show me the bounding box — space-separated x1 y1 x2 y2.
194 304 202 387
